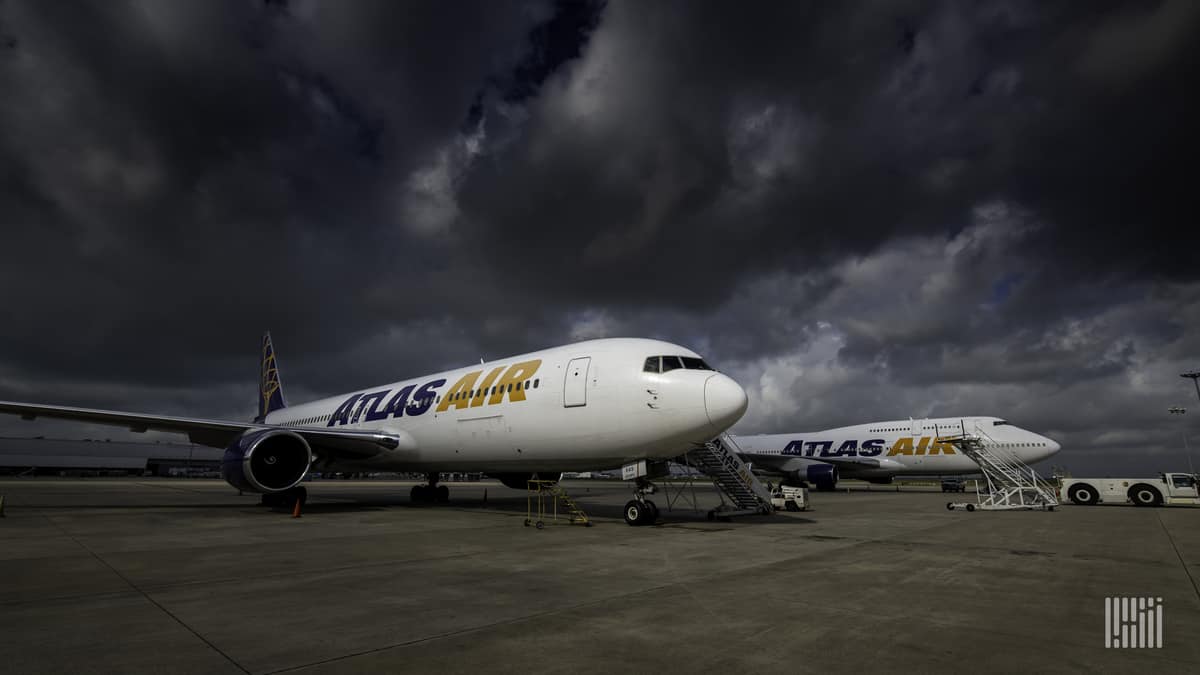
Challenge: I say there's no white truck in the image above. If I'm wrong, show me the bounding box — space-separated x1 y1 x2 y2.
770 485 810 512
1060 472 1200 507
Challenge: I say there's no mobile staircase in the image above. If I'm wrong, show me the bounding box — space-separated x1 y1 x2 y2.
525 479 592 528
681 434 775 520
939 422 1058 512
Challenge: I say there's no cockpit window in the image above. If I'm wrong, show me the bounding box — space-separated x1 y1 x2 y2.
993 420 1009 426
644 355 715 373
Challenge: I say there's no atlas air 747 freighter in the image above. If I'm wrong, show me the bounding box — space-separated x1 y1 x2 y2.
733 416 1060 490
0 334 748 509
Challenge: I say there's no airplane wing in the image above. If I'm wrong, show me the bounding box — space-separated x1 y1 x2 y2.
0 400 405 459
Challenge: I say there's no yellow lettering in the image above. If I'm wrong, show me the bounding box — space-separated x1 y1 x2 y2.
471 367 507 408
435 371 482 412
888 437 914 456
915 436 930 455
929 441 956 455
489 359 542 404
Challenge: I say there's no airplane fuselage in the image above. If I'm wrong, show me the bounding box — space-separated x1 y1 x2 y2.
734 416 1060 482
266 338 747 473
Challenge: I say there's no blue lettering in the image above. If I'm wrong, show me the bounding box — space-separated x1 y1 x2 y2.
835 440 859 457
328 394 361 427
783 440 805 456
859 439 885 456
356 389 391 423
379 384 415 419
405 379 446 416
807 441 834 457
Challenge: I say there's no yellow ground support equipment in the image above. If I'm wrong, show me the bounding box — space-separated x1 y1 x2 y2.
525 479 592 528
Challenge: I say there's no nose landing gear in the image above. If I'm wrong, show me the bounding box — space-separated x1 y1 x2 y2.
624 478 659 526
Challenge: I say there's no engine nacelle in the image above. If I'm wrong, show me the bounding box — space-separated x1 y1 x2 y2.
792 464 838 491
221 429 312 494
490 472 563 491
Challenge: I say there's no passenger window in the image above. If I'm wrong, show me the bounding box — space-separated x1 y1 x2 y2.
534 379 539 388
661 356 683 372
643 356 661 373
507 383 513 392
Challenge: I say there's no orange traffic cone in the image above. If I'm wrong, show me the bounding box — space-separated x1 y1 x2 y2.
292 497 302 518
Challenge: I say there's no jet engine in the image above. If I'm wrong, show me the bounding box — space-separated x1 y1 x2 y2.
221 429 312 494
784 464 838 491
490 472 562 490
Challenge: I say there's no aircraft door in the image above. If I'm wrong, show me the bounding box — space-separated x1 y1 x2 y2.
910 417 922 436
564 357 591 408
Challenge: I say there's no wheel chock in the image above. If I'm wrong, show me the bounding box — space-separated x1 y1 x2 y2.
292 498 302 518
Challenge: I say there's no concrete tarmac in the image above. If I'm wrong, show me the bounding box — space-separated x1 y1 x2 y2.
0 478 1197 674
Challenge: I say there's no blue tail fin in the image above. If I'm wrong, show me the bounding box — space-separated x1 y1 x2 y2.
257 332 287 422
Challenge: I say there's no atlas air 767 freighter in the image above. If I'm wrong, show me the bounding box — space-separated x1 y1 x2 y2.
733 416 1060 490
0 334 748 510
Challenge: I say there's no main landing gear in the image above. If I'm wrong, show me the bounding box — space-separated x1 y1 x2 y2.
411 472 450 504
261 485 307 508
624 478 659 526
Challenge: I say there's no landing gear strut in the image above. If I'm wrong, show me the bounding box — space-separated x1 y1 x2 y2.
411 472 450 504
623 478 659 526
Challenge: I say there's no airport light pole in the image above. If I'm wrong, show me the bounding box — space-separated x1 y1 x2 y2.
1184 372 1200 406
1169 406 1193 476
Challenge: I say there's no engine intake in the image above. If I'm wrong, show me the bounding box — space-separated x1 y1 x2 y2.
221 429 312 494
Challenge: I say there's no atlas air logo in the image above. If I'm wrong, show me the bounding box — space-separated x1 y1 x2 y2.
782 437 958 458
326 359 541 427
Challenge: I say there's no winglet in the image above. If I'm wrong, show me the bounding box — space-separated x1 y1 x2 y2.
257 332 287 422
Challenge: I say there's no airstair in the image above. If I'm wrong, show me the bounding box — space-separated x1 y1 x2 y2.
525 479 592 528
939 422 1058 512
680 434 774 519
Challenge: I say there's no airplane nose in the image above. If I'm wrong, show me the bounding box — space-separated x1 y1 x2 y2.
704 373 748 432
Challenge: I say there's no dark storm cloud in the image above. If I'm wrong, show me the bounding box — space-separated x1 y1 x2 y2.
1 1 1196 474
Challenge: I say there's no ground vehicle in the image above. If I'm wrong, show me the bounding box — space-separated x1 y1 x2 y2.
770 485 809 511
1060 473 1200 507
941 477 966 493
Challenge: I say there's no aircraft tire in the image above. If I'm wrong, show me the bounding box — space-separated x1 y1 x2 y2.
1128 484 1162 507
623 500 645 526
643 499 658 524
1068 484 1099 506
436 485 450 503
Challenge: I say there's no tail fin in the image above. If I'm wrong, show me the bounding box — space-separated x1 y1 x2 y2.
257 332 287 422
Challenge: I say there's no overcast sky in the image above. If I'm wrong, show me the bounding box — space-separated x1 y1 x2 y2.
1 0 1197 475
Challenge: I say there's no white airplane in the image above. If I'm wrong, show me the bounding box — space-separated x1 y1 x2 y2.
0 334 748 523
732 416 1060 490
